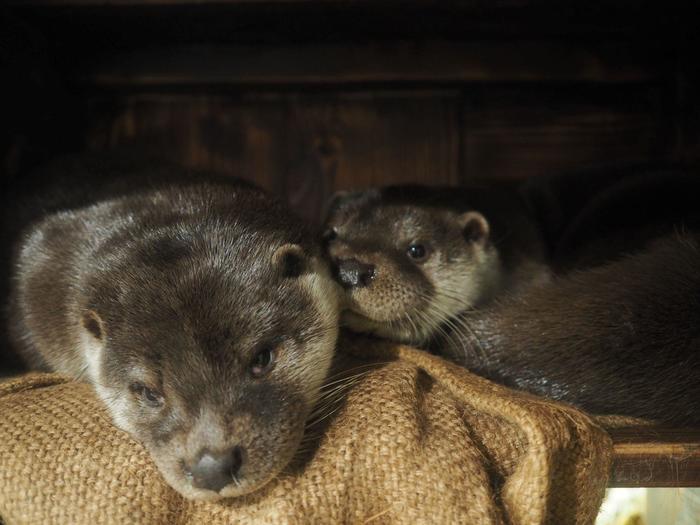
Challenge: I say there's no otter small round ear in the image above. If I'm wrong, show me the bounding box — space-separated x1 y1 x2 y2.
272 243 307 278
458 211 490 244
82 310 105 341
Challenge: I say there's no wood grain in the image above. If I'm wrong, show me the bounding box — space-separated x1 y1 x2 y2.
461 86 667 182
85 92 460 221
610 427 700 487
77 43 656 88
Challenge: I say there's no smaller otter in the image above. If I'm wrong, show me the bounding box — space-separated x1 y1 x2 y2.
324 184 700 424
6 159 341 500
323 185 549 344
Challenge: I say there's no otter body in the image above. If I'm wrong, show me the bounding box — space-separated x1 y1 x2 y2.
449 234 700 423
324 179 700 424
6 158 340 500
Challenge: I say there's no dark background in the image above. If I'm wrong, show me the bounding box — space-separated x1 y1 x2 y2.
2 1 699 222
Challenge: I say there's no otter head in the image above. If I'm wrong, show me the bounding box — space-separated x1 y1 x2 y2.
79 202 340 501
323 187 503 344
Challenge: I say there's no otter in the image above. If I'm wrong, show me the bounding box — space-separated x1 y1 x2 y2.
322 185 550 344
4 157 341 500
324 182 700 424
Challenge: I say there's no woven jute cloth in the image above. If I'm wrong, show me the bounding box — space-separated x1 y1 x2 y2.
0 339 612 524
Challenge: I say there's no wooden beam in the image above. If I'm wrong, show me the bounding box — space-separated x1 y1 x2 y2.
78 43 657 88
610 427 700 487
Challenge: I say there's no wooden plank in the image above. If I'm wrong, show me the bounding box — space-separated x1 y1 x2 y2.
277 92 460 220
75 43 657 87
460 86 669 182
610 427 700 487
84 91 460 221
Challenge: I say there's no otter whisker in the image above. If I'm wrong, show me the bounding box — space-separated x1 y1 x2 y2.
74 363 90 382
425 298 488 364
406 287 488 365
308 374 370 419
412 307 459 355
319 363 387 389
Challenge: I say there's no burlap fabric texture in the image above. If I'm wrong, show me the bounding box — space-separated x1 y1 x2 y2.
0 339 612 524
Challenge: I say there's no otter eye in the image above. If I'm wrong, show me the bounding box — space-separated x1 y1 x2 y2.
249 346 275 378
407 243 427 261
130 383 164 408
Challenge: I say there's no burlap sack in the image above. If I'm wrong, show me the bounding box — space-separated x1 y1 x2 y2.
0 339 612 524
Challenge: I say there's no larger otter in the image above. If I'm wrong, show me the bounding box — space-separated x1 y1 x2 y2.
324 182 700 424
4 157 341 500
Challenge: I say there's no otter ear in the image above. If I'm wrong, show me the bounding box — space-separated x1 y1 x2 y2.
321 189 377 224
272 243 307 278
82 310 105 343
458 211 490 244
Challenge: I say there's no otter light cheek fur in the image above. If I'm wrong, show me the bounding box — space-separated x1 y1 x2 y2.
419 247 502 344
294 265 341 404
79 320 135 434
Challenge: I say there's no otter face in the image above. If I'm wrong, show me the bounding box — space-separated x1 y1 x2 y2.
79 232 340 501
323 189 502 344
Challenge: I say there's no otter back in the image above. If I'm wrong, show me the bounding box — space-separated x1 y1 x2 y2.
450 234 700 424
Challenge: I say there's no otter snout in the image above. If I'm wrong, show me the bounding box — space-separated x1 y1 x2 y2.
335 258 376 288
184 446 244 493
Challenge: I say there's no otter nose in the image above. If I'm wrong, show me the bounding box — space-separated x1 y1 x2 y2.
335 258 376 289
185 446 243 492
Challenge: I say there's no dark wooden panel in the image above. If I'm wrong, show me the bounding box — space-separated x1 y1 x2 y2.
610 427 700 487
461 87 669 182
85 91 460 221
78 43 657 88
86 94 288 192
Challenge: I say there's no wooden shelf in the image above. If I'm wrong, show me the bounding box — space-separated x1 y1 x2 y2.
610 427 700 487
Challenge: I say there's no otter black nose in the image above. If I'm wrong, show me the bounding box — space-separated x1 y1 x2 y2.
335 258 376 288
185 446 243 492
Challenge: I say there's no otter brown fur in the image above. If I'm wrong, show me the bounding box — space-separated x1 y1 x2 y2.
4 156 341 500
444 234 700 424
324 180 700 424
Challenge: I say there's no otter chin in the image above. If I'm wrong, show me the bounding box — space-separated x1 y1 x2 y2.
323 185 548 345
7 165 341 500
